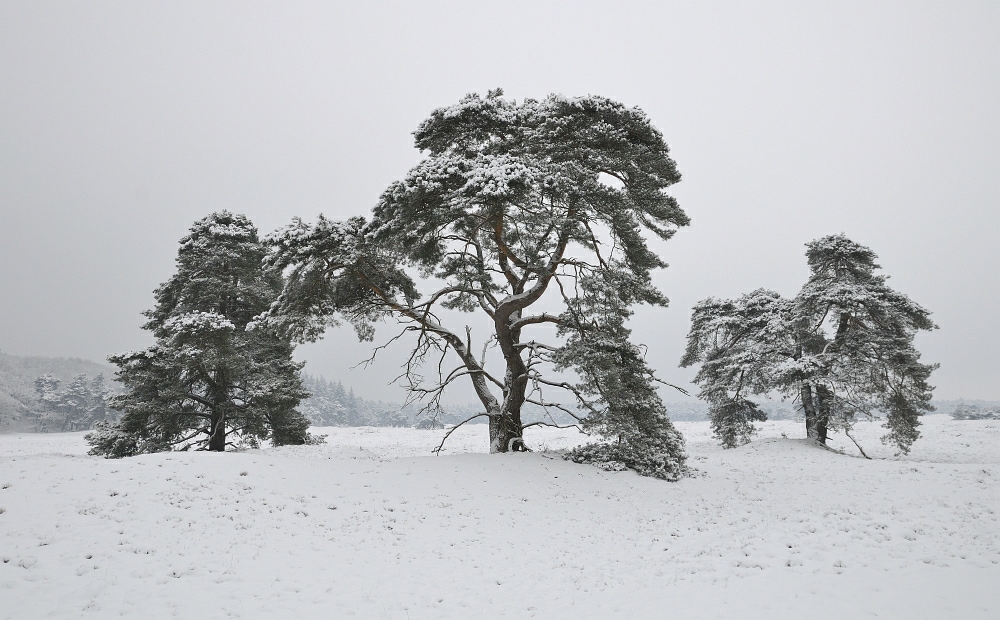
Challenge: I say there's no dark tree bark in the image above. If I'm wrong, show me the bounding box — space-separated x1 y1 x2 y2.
801 383 821 442
208 409 226 451
815 385 833 444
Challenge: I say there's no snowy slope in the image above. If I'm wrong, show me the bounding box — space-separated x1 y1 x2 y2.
1 416 998 619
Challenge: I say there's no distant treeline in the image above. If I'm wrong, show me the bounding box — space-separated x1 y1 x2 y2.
297 373 581 429
0 352 117 431
3 353 997 431
661 400 1000 422
947 402 1000 420
933 400 1000 419
298 374 411 427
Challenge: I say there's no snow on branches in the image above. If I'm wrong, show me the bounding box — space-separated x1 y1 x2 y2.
682 235 937 454
261 90 691 477
89 212 313 457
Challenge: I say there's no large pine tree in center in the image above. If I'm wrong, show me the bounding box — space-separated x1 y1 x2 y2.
257 90 691 479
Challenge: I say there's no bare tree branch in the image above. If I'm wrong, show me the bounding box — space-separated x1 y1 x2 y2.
431 413 489 455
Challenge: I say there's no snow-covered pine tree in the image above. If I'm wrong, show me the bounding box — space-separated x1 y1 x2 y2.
680 290 790 447
682 235 937 454
33 374 61 429
86 374 115 426
55 374 93 431
86 212 312 457
257 90 690 478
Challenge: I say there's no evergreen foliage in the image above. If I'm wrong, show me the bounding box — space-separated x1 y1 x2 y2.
259 90 690 478
32 373 115 431
682 235 937 454
86 212 312 457
299 374 410 427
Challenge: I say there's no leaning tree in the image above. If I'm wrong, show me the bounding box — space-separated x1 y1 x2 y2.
258 90 691 478
87 211 313 457
681 234 937 454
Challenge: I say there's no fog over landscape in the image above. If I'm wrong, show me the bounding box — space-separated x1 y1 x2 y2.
3 4 1000 619
2 2 997 403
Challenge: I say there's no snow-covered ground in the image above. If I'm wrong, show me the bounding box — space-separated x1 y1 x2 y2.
1 416 998 619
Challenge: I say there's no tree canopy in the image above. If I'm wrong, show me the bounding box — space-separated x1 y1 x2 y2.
87 212 312 457
681 234 937 454
259 90 691 478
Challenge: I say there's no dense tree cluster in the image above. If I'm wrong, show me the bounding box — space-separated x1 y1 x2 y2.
682 235 937 454
33 373 114 431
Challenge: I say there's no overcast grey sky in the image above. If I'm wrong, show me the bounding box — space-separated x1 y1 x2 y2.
1 1 998 403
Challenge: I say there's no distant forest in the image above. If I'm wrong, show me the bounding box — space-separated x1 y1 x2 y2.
2 352 996 432
0 352 117 432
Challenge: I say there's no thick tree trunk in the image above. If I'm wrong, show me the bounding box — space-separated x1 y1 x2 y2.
814 385 832 444
489 412 526 453
489 356 527 453
486 302 532 453
801 383 821 441
208 409 226 451
207 370 228 451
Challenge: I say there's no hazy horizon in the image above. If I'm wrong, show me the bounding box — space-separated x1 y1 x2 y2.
2 1 998 402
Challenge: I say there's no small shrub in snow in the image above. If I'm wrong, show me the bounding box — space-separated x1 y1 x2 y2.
85 421 143 458
708 399 767 449
414 417 445 430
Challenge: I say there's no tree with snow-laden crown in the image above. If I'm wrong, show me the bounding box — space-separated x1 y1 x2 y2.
257 90 691 479
86 212 313 457
681 234 937 454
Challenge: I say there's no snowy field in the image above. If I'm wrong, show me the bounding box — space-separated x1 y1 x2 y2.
2 416 998 619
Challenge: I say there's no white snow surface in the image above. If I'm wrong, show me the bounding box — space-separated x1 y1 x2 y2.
2 417 998 619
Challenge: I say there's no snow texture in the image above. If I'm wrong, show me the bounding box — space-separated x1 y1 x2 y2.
1 416 998 619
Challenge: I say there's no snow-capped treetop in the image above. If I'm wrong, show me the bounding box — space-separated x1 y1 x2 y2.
146 211 274 335
163 311 236 334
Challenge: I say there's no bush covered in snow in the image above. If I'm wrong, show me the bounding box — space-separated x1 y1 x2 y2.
567 430 689 481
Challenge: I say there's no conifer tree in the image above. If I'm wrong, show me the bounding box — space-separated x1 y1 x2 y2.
681 235 937 454
87 212 311 457
258 91 690 478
